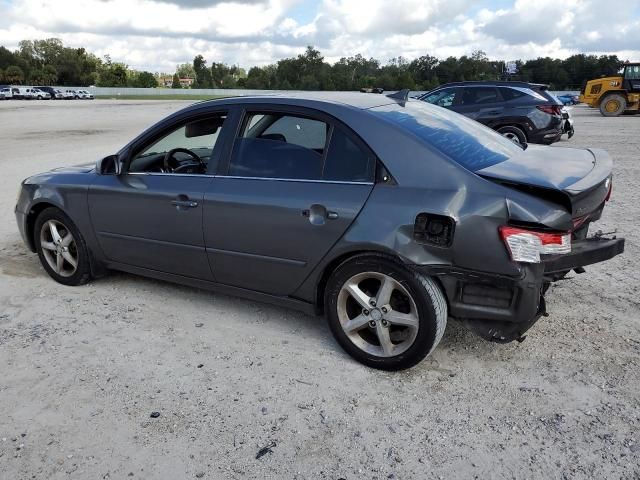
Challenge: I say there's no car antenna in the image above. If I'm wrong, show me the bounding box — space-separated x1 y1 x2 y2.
386 88 410 104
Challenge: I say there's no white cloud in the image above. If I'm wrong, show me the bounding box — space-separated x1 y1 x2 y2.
0 0 638 71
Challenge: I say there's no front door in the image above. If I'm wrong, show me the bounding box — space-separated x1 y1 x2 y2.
88 113 230 280
203 108 375 296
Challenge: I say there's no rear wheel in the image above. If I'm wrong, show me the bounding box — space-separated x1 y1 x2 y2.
497 125 527 146
34 207 91 286
599 94 626 117
325 254 447 370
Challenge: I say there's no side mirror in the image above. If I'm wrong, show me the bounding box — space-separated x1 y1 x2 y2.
96 154 121 175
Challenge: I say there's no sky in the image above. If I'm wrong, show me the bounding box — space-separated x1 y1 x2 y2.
1 0 639 72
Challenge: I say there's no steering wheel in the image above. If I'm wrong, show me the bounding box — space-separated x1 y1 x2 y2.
163 148 204 173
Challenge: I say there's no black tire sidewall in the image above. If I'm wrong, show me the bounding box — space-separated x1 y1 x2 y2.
325 255 440 370
600 94 626 116
33 207 91 286
497 126 527 145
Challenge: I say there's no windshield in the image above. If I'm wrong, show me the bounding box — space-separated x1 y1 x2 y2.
371 100 522 171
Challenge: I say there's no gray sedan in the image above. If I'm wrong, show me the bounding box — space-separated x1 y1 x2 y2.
14 92 624 370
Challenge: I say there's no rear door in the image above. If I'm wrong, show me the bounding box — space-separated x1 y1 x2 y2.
203 105 375 296
454 86 504 126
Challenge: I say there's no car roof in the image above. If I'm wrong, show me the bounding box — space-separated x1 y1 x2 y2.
190 92 400 111
431 81 549 90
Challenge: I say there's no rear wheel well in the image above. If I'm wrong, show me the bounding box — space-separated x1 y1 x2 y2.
495 124 528 141
313 250 452 316
597 90 627 104
25 202 58 251
315 251 395 314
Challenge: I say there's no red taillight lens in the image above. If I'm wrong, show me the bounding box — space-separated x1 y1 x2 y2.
537 105 563 116
499 226 571 263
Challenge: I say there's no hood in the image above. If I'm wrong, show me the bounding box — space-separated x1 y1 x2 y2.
50 163 96 174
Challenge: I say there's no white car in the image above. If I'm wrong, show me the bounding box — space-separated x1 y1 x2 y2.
76 89 94 99
32 88 51 100
63 89 78 99
0 87 11 99
12 87 37 99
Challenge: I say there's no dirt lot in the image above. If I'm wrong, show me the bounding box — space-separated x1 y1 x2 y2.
0 100 638 480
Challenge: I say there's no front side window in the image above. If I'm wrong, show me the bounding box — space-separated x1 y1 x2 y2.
229 113 328 180
421 88 458 107
129 114 227 174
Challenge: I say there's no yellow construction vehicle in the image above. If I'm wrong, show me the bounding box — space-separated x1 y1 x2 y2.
579 63 640 116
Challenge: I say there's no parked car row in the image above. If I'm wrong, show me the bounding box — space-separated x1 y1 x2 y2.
0 85 94 100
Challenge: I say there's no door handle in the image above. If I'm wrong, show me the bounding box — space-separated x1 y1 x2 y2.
171 198 199 209
302 205 338 225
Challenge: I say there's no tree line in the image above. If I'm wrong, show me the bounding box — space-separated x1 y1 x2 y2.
0 39 627 91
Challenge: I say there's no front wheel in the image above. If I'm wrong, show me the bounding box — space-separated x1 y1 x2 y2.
325 254 447 370
34 207 92 286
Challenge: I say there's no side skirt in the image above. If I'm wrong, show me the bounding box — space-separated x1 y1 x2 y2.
105 261 317 316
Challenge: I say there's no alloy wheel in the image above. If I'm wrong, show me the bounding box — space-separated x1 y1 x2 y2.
337 272 419 357
39 219 78 277
502 131 522 145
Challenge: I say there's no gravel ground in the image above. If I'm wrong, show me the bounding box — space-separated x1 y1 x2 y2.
0 100 638 480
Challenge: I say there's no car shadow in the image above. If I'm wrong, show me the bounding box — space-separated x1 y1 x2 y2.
2 234 499 365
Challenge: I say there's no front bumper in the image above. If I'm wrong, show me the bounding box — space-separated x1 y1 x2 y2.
417 235 625 342
15 206 31 250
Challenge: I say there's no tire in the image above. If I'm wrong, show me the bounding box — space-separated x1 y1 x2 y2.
325 254 447 370
497 125 527 146
34 207 91 286
599 94 626 117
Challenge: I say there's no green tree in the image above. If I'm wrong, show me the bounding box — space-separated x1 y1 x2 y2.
172 72 181 89
5 65 24 84
97 56 128 87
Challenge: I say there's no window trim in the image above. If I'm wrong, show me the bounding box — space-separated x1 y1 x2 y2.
123 108 232 177
221 104 376 184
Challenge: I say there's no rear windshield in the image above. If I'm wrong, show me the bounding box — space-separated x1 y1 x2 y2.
371 100 522 171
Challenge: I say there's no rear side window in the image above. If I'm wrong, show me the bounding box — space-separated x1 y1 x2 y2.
324 128 373 182
229 112 374 182
371 101 522 172
229 113 327 180
499 87 527 101
460 87 499 105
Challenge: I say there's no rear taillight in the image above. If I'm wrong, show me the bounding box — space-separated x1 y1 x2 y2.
605 179 613 201
499 226 571 263
537 105 563 116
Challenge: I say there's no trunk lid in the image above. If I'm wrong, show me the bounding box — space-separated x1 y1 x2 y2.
477 145 612 218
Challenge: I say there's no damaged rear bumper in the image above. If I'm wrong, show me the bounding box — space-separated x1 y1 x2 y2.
415 235 625 343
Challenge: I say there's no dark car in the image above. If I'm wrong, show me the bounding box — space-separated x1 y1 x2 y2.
15 92 624 370
418 81 565 146
35 86 63 99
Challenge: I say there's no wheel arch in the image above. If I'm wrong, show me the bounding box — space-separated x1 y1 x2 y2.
596 90 628 105
494 123 529 141
311 248 449 316
25 200 67 251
